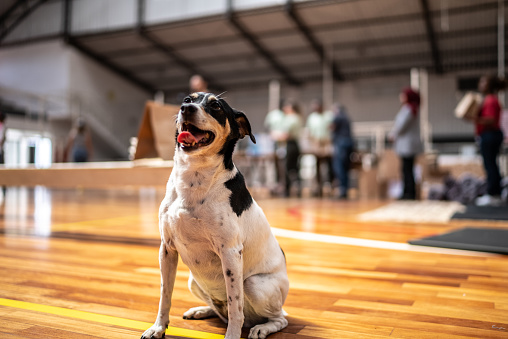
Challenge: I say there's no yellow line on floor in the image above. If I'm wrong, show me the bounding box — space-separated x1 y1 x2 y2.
0 297 225 339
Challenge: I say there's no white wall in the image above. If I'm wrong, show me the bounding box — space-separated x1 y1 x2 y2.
427 74 474 137
3 0 63 43
68 46 149 155
0 40 150 160
221 72 478 141
0 40 70 97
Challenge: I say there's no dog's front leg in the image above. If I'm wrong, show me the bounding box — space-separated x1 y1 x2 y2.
141 242 179 339
220 245 244 339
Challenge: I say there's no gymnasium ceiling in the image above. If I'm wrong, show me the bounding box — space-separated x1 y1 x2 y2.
0 0 506 98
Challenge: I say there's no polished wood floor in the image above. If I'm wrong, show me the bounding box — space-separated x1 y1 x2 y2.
1 187 508 338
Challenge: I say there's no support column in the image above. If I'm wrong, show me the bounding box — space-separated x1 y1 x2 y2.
322 45 334 109
419 69 431 153
268 80 281 112
411 68 431 153
498 0 505 106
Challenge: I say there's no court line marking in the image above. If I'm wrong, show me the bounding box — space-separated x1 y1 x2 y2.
270 227 497 257
0 297 225 339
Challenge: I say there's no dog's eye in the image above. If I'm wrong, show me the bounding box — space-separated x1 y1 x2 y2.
210 101 221 110
183 97 191 103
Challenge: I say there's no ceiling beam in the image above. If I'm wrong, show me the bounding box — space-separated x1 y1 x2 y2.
0 0 48 43
419 0 443 74
136 31 226 93
226 1 300 86
135 0 223 92
67 38 155 94
0 0 25 25
285 0 344 81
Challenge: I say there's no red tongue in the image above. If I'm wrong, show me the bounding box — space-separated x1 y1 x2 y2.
177 131 197 144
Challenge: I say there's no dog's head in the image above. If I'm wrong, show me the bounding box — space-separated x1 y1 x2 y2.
175 92 256 168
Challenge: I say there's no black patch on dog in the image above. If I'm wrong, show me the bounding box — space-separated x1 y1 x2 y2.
219 138 238 171
205 99 227 127
216 98 255 171
226 269 232 277
224 172 253 217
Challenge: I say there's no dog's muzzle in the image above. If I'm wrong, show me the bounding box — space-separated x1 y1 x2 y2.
177 104 216 151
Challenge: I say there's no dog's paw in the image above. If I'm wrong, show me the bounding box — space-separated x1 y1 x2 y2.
141 324 166 339
248 325 270 339
248 318 288 339
183 306 216 320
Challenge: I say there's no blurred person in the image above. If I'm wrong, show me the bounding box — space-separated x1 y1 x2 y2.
273 99 303 197
470 75 505 206
65 117 93 162
264 101 286 195
0 111 6 165
306 99 334 197
189 74 209 93
330 103 353 199
388 87 423 200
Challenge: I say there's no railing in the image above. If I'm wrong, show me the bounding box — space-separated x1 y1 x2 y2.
0 85 129 158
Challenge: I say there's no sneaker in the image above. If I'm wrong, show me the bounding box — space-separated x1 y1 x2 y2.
475 194 503 206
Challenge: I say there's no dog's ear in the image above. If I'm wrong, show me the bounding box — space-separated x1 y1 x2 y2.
234 110 256 144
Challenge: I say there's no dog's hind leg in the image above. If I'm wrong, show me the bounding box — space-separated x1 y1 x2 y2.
183 306 216 320
183 274 227 323
244 273 289 339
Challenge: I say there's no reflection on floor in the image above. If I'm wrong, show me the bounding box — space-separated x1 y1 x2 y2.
1 187 508 338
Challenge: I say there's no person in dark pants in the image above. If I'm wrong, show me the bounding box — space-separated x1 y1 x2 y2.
273 99 302 197
389 88 423 200
65 118 93 162
330 104 353 199
471 75 505 206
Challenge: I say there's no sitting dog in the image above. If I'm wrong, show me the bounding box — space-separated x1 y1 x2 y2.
141 92 289 339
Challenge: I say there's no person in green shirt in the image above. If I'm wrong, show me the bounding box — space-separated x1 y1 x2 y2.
306 99 334 197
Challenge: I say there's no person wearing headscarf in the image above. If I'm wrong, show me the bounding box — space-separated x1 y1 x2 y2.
389 87 423 200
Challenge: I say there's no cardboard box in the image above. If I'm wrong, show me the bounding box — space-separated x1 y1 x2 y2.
455 92 482 120
377 149 401 181
134 101 179 160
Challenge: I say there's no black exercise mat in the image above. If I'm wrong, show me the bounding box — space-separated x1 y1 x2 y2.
451 205 508 221
409 227 508 254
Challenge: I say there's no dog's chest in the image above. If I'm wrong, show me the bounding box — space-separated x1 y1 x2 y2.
163 174 232 254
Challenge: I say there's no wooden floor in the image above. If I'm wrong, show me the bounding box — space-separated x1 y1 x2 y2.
1 187 508 338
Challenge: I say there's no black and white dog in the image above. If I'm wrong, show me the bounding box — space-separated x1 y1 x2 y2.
142 92 289 339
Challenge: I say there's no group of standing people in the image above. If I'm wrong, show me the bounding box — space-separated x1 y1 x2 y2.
389 74 505 205
264 73 505 204
265 98 353 199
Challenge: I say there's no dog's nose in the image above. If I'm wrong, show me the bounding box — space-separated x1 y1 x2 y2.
180 104 197 115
